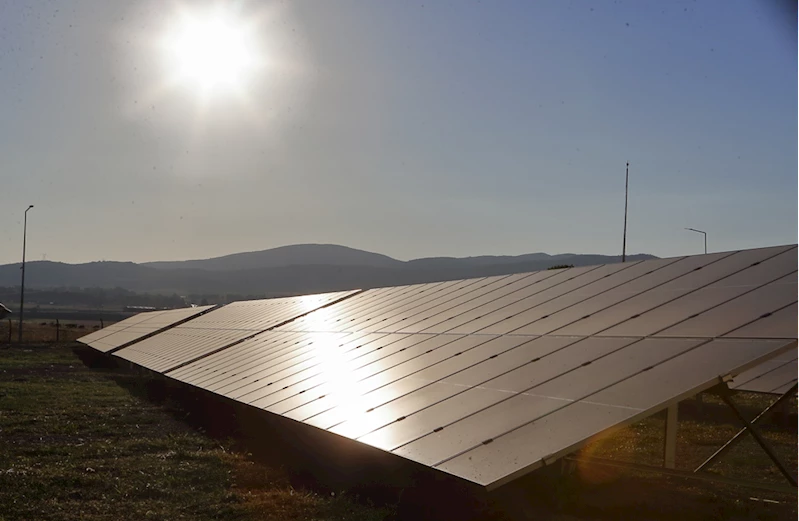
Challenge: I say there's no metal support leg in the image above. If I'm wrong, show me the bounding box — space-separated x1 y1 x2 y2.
664 403 678 469
559 457 577 476
696 383 798 473
718 391 797 487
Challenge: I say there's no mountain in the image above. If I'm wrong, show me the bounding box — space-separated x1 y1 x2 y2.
142 244 403 271
0 244 658 296
140 244 651 272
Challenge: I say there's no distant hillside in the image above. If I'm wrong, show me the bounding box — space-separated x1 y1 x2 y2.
142 244 403 271
0 244 658 296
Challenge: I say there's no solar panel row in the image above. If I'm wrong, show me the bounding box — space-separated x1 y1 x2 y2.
82 245 798 491
78 305 216 352
114 290 360 372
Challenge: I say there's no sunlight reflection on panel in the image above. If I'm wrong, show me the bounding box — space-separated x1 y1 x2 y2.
299 295 336 317
302 332 377 436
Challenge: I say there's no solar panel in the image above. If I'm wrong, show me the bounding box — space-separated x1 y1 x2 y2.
494 256 686 336
557 245 794 336
730 346 798 394
286 282 448 332
655 273 797 338
434 338 793 488
78 306 216 352
724 302 798 339
331 277 502 334
99 245 798 491
78 310 163 347
449 263 635 335
356 336 643 451
597 247 796 337
113 290 360 372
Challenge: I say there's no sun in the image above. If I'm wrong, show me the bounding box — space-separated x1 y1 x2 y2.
161 4 264 99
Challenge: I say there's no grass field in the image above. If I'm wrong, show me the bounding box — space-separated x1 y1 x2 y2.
0 345 393 521
0 344 796 520
0 321 99 345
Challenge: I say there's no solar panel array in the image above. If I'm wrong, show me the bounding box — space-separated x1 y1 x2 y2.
91 245 797 490
78 305 216 352
112 290 360 373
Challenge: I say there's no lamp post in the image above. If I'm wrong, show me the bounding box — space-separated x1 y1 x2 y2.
685 227 707 254
622 162 630 262
18 205 34 343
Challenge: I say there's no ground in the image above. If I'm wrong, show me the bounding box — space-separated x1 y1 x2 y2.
0 345 392 521
0 320 91 344
0 344 795 521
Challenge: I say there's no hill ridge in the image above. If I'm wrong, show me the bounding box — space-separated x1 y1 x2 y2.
0 243 658 295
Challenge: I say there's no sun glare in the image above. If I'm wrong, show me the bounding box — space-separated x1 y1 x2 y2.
162 4 263 98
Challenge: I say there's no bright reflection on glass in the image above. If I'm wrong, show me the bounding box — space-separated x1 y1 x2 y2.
299 294 333 315
308 332 375 434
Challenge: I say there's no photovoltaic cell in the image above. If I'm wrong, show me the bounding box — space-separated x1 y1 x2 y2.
723 302 798 339
460 263 636 335
655 273 797 338
730 346 798 394
597 248 797 337
503 256 685 335
351 276 510 334
558 245 794 337
376 273 540 334
425 267 592 335
285 283 445 332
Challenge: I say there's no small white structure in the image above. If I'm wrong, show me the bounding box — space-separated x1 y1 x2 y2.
0 303 11 320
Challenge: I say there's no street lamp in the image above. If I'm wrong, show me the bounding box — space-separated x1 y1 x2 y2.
685 227 707 254
18 205 34 343
622 162 630 262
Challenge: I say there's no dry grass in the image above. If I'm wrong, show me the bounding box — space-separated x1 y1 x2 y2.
0 345 393 521
583 394 797 483
0 320 96 345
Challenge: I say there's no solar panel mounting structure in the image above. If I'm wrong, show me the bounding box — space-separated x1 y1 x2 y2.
103 245 798 494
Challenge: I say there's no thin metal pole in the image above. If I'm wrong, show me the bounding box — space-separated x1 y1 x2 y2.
685 228 707 255
18 205 33 343
719 391 797 487
622 162 629 262
696 383 798 473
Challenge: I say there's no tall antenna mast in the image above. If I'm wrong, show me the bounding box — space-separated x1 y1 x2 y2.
622 162 629 262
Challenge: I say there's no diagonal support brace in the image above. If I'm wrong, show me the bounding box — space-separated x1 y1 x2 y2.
696 383 797 473
715 389 797 487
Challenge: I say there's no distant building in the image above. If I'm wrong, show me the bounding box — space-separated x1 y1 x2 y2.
0 303 11 320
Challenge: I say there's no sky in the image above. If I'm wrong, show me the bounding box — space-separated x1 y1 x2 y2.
0 0 796 265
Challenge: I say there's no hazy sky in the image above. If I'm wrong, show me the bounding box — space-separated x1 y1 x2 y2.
1 0 796 265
